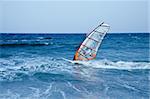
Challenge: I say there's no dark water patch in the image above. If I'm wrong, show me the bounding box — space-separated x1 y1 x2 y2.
0 53 12 58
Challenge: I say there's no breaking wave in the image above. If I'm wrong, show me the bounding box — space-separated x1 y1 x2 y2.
0 39 52 46
70 59 150 70
0 56 150 82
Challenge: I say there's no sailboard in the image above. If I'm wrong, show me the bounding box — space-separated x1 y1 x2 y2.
73 22 110 61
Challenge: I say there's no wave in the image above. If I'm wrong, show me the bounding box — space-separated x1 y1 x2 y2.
0 39 52 46
69 59 150 70
0 57 73 81
0 43 50 46
0 41 77 47
0 57 149 99
0 36 53 46
0 56 150 82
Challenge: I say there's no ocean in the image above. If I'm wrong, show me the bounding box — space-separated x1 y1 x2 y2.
0 33 149 99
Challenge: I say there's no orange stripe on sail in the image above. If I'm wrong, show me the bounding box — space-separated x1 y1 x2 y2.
74 51 79 60
73 42 83 60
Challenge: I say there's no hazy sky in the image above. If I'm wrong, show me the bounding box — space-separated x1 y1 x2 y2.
0 0 149 33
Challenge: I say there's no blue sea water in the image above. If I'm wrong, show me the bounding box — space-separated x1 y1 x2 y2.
0 33 149 99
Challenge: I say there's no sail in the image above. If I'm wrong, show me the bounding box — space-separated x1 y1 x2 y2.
73 22 110 61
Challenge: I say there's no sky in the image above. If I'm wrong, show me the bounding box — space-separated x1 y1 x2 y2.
0 0 149 33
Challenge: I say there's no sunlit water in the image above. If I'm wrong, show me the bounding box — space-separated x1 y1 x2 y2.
0 33 149 99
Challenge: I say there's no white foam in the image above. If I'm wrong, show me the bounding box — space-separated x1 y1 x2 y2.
0 57 149 81
67 82 81 92
0 56 72 81
65 59 150 70
44 42 49 45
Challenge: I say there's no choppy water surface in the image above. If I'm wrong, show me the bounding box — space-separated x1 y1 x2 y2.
0 33 149 99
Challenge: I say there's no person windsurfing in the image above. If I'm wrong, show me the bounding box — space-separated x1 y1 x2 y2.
73 22 110 61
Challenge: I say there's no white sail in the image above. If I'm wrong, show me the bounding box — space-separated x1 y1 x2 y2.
73 22 110 61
